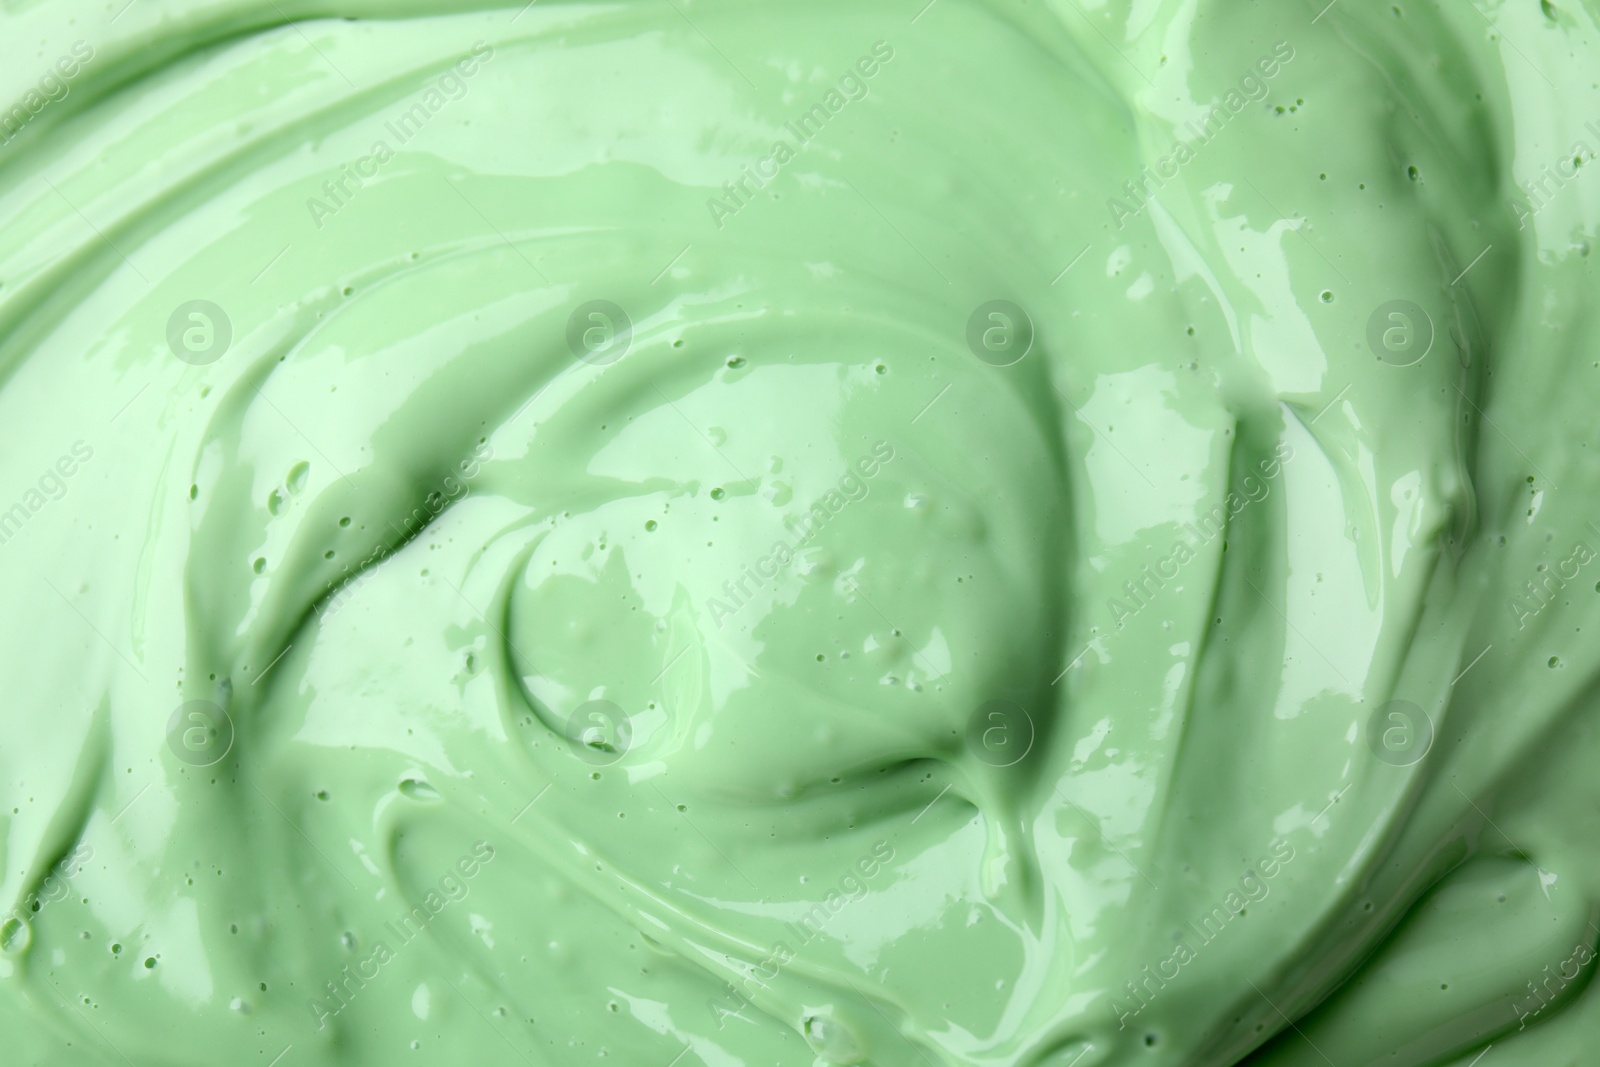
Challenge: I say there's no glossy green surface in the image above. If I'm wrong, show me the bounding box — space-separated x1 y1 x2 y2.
2 1 1600 1064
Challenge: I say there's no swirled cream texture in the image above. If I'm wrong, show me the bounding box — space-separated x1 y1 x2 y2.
4 0 1600 1064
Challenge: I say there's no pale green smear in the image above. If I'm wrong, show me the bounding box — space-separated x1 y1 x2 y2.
2 1 1600 1064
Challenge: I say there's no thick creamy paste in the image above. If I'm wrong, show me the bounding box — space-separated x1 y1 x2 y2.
2 1 1600 1064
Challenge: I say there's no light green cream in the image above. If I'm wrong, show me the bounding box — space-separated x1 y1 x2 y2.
3 0 1600 1064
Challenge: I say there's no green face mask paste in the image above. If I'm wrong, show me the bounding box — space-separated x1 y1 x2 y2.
2 1 1600 1064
